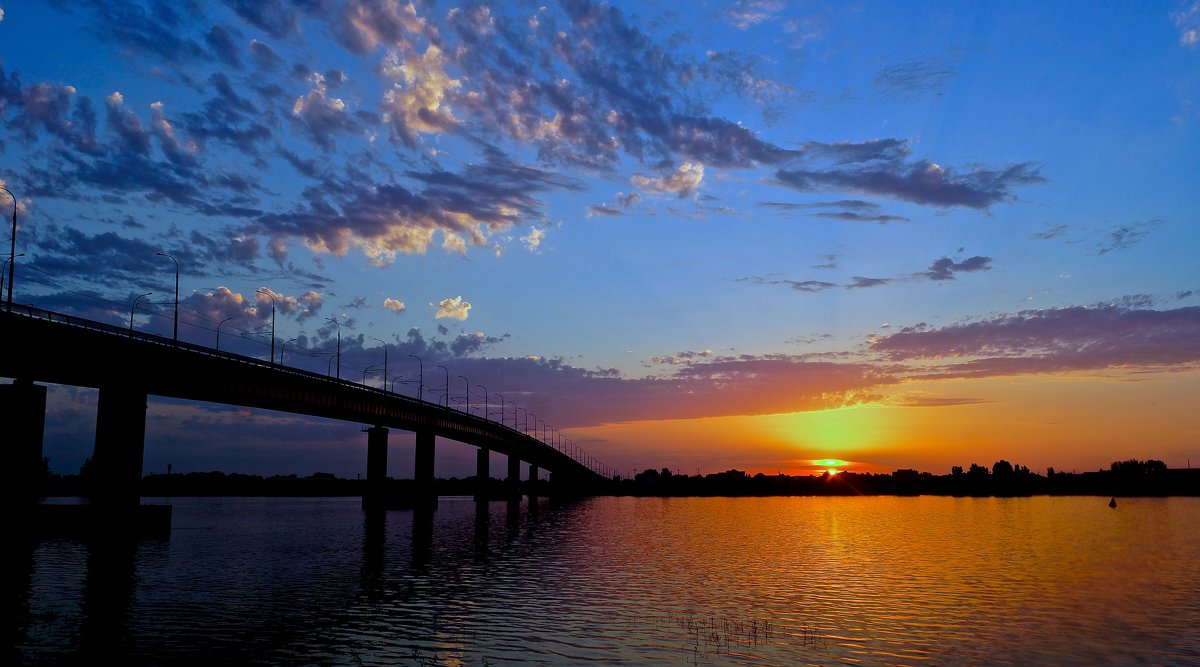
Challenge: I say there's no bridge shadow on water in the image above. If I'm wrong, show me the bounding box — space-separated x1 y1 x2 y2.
10 496 589 665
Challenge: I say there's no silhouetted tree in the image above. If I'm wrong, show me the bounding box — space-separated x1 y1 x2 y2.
992 460 1014 477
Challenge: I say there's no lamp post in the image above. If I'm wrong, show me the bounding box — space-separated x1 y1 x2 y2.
325 316 341 379
391 375 405 393
215 316 233 351
495 393 505 424
518 407 527 434
156 252 179 344
476 385 488 421
129 292 153 332
281 338 298 365
0 252 23 301
3 185 17 312
458 375 469 413
257 289 276 365
371 337 388 390
408 354 423 400
436 365 449 409
508 401 518 430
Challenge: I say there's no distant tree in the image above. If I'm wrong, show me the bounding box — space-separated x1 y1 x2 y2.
951 465 964 477
967 463 989 482
1046 467 1055 477
992 460 1014 477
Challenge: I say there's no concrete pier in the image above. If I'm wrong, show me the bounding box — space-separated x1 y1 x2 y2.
507 454 521 497
475 446 490 500
91 384 148 507
2 379 46 503
364 425 388 509
528 464 539 500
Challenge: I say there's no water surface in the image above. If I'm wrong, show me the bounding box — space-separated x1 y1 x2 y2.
11 495 1200 665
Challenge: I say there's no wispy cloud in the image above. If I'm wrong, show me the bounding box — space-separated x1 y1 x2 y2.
1096 218 1163 254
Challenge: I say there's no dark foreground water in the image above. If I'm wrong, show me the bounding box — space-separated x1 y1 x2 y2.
10 495 1200 666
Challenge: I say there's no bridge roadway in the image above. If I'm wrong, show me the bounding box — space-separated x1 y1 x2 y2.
0 306 605 507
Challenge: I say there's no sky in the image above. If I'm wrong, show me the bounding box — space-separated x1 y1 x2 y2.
1 0 1198 480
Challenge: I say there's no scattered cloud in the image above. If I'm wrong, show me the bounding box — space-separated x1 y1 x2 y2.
872 303 1200 377
434 295 471 320
921 256 992 281
847 276 889 289
1032 223 1068 240
522 226 546 252
632 161 705 197
874 57 957 97
726 1 784 30
383 297 406 313
648 349 714 365
1096 218 1163 254
776 159 1044 210
1173 1 1200 47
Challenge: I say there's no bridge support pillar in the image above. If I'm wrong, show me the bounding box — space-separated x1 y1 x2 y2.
414 430 435 504
91 385 148 507
507 454 521 498
475 447 489 501
2 379 47 504
528 464 539 500
363 425 388 510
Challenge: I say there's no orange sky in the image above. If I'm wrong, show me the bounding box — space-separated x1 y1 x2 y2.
575 370 1200 477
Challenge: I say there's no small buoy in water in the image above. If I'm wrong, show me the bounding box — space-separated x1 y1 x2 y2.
1109 497 1117 509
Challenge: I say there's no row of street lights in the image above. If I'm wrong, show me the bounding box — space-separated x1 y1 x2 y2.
1 203 611 476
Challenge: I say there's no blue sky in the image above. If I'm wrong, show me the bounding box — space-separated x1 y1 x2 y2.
2 1 1197 478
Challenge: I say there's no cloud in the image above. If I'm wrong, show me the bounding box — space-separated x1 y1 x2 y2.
811 210 910 224
380 297 406 314
292 72 359 150
874 57 957 97
1032 223 1068 240
522 227 545 252
434 296 471 320
847 276 889 289
648 349 714 365
632 161 705 197
921 256 992 281
739 276 837 293
1173 1 1200 47
726 1 784 29
776 159 1044 210
871 304 1200 377
1096 218 1163 254
380 45 461 146
450 331 509 357
588 192 643 217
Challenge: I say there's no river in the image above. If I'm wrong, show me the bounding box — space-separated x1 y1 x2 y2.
11 495 1200 665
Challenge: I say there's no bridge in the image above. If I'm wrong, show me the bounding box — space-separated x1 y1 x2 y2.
0 305 611 510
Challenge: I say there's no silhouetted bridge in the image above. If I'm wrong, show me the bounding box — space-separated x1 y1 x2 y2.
1 306 610 509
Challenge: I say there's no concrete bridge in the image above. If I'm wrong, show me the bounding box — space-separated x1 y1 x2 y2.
0 306 610 509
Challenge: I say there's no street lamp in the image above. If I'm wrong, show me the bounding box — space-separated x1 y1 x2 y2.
408 354 423 400
391 375 405 393
508 401 518 430
371 337 388 390
436 365 449 408
458 375 470 413
325 316 341 379
2 185 17 312
215 316 233 351
0 252 23 301
257 289 276 365
495 393 505 424
129 292 153 332
476 385 489 421
518 407 527 433
156 252 179 344
281 338 299 365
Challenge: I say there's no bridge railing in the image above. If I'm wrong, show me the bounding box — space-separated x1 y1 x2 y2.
3 303 615 478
